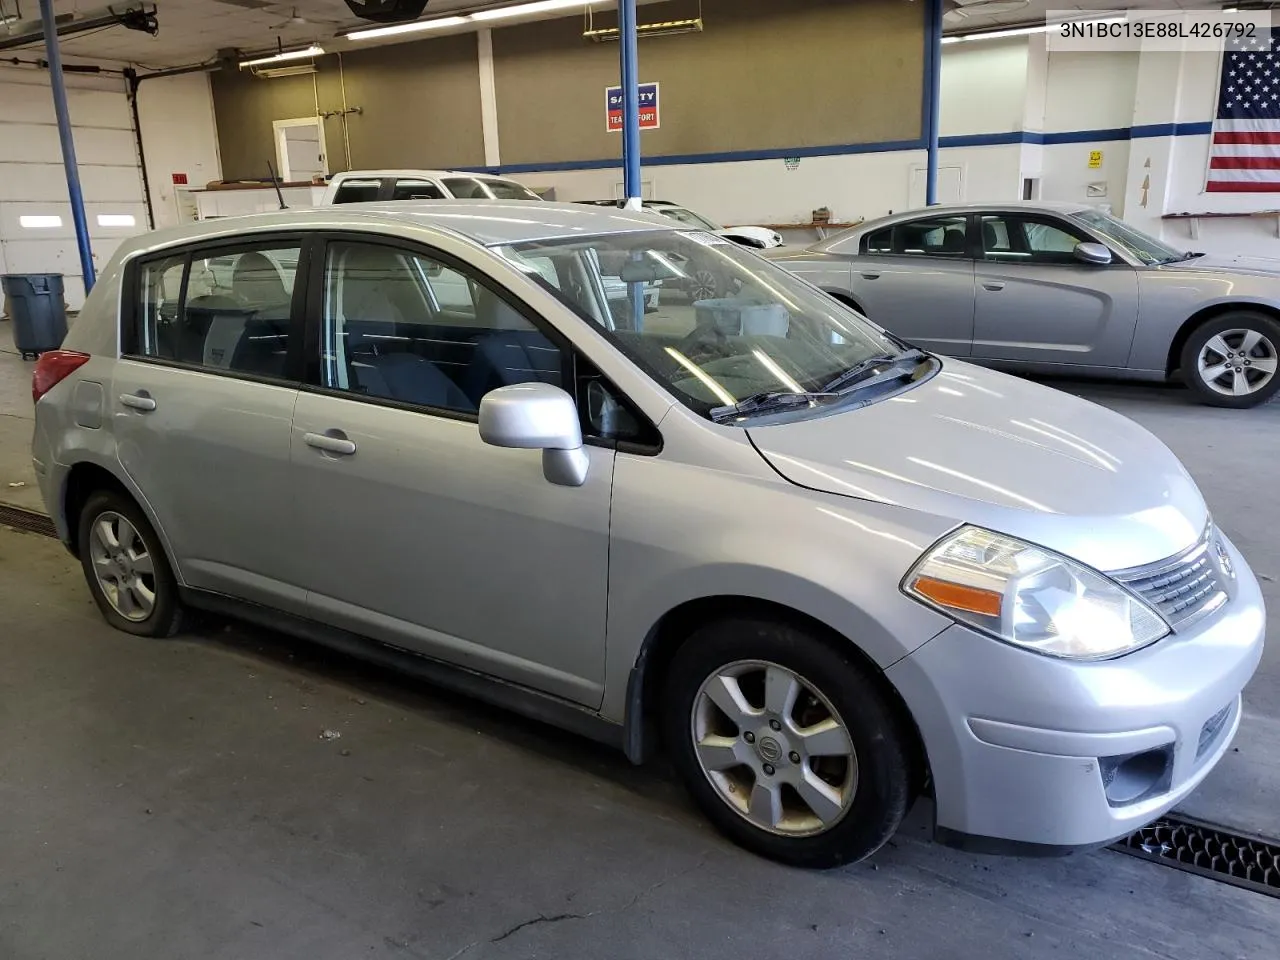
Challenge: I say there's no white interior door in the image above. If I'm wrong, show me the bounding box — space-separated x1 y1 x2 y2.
274 118 327 183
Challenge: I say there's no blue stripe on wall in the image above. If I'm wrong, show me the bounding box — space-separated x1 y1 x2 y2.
488 123 1217 175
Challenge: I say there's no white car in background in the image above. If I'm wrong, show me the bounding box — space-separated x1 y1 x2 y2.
321 169 543 204
578 199 785 249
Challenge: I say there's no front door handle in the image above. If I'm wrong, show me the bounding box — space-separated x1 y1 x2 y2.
304 431 357 456
860 271 881 280
981 280 1007 292
120 392 156 412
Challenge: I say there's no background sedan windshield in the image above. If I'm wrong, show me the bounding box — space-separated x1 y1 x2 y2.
499 231 903 416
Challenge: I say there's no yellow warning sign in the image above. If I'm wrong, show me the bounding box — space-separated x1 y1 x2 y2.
1088 150 1104 169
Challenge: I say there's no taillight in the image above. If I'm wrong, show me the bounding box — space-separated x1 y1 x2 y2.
32 350 91 403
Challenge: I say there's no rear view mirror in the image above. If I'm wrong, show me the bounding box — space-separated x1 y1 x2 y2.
1073 241 1113 265
424 262 445 278
619 260 663 284
479 383 588 486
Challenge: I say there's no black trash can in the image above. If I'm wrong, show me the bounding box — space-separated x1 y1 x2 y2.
2 273 68 360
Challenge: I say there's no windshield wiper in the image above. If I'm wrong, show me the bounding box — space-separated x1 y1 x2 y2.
709 390 837 423
821 348 929 394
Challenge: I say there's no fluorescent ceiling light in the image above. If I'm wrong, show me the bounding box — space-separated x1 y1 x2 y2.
19 215 62 228
942 15 1126 43
471 0 585 21
240 44 324 67
96 214 136 227
345 15 467 39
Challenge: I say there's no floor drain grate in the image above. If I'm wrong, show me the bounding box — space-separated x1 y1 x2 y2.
1112 813 1280 898
0 503 56 539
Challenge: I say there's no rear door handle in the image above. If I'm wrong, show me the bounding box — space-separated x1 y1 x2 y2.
304 431 357 456
860 271 881 280
119 392 156 412
981 280 1006 291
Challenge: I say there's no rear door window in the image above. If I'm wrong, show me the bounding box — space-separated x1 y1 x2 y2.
862 215 970 257
331 179 382 203
128 241 303 380
390 179 446 201
441 177 489 199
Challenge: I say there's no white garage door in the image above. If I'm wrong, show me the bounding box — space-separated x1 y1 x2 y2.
0 65 148 311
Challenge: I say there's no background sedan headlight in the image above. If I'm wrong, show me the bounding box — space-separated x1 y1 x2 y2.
903 526 1169 659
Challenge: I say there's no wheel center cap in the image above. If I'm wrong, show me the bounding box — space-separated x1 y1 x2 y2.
756 736 783 764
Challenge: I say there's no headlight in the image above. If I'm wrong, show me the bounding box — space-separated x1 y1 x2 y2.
903 526 1169 659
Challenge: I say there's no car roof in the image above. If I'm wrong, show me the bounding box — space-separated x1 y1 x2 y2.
330 169 521 182
111 201 678 260
812 201 1097 250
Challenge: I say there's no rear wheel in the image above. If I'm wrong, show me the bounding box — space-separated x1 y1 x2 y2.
1181 312 1280 408
77 490 184 637
662 618 912 868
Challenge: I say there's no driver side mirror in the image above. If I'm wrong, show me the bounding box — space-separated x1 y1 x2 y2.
478 383 588 487
1073 241 1113 265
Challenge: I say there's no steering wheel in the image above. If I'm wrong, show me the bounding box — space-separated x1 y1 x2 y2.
675 323 728 364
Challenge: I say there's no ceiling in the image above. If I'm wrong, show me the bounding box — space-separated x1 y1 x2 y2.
0 0 1247 69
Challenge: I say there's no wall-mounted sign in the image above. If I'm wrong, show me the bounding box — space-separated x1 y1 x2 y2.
1088 150 1103 169
606 82 660 133
171 172 189 185
784 157 801 171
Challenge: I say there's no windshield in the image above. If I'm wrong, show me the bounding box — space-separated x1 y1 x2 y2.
482 178 542 201
1071 209 1186 265
496 230 913 420
654 205 721 231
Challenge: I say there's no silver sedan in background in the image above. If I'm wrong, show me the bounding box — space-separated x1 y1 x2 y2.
771 201 1280 407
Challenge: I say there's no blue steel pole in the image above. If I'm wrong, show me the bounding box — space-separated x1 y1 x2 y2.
619 0 641 206
924 0 943 206
39 0 96 292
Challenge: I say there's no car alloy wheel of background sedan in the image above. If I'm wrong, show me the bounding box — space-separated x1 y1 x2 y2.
1196 328 1278 399
691 659 858 837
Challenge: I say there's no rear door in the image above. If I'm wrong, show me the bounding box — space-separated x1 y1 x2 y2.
845 214 976 356
971 212 1139 367
113 235 308 613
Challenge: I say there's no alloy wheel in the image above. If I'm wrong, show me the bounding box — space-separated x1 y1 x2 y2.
689 268 720 301
690 659 858 837
1197 328 1279 398
88 511 157 622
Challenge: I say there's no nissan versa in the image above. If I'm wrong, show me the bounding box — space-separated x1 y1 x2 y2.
31 202 1264 867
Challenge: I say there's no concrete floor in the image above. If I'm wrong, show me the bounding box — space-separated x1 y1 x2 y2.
2 339 1279 958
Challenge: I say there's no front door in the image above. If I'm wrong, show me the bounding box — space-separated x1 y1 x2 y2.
288 237 614 707
971 213 1140 367
112 237 307 613
848 213 976 356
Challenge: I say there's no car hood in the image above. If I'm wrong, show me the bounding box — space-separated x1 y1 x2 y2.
747 362 1207 572
719 226 784 248
1164 253 1280 279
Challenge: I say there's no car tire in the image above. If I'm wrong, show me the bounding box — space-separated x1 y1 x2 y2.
77 490 184 638
661 617 912 868
1181 312 1280 408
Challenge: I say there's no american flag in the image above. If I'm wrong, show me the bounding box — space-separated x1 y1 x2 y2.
1208 29 1280 192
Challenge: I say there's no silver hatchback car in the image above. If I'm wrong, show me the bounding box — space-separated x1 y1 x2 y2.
31 202 1264 868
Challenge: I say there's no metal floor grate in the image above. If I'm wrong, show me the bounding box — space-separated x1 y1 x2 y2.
0 503 56 539
1112 813 1280 898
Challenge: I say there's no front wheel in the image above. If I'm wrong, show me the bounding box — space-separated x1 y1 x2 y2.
662 619 912 868
1181 312 1280 408
77 490 184 637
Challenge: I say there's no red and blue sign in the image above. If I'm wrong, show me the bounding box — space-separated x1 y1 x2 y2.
606 82 660 133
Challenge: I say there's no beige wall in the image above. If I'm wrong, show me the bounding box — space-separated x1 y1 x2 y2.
211 34 484 181
210 0 923 179
492 0 924 165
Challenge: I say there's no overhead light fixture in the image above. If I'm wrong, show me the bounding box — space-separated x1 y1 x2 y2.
96 214 137 227
585 18 703 41
942 15 1127 44
19 215 63 229
239 44 324 67
345 14 467 39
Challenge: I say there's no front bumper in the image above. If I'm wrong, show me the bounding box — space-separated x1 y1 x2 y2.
886 536 1265 851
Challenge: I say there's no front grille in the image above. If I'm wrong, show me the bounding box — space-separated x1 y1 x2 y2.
1113 534 1227 628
